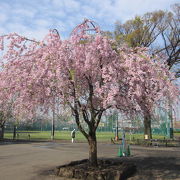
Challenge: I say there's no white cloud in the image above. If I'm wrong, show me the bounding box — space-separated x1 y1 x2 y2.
52 0 80 12
24 28 49 40
13 8 36 18
64 0 80 11
34 19 52 28
0 14 8 24
0 0 179 39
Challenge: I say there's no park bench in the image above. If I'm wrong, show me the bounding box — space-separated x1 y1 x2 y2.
143 139 180 147
150 139 159 147
111 137 123 144
111 137 180 147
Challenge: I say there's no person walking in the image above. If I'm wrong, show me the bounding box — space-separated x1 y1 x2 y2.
71 129 76 143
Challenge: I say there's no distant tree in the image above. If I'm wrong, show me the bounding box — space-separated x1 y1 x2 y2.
112 4 180 77
117 47 178 139
0 104 12 139
114 10 168 47
0 111 6 139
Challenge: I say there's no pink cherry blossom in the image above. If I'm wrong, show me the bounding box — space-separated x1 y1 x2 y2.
0 19 178 165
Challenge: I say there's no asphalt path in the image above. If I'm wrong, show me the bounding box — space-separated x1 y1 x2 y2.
0 141 180 180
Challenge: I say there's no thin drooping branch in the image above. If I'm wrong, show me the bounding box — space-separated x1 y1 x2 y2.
0 34 40 45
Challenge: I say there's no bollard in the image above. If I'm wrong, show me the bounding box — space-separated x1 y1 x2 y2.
117 130 132 157
127 145 131 156
118 144 131 157
118 145 123 157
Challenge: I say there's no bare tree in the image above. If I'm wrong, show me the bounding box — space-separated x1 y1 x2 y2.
112 4 180 77
159 4 180 76
114 10 168 47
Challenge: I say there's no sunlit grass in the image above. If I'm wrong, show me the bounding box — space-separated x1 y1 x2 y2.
4 130 169 142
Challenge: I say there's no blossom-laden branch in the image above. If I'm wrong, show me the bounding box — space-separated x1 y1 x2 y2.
0 19 178 129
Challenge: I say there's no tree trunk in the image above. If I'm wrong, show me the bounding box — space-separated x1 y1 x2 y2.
88 132 98 167
51 109 55 140
13 125 16 140
144 112 152 139
115 113 119 141
0 125 5 140
168 102 174 139
51 120 55 140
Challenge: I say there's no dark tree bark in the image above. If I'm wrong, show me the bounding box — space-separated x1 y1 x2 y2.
144 112 152 139
88 131 97 166
72 105 103 167
51 109 55 140
0 111 6 140
0 124 5 140
69 74 104 167
13 125 17 140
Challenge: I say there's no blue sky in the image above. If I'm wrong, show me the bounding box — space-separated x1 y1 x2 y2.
0 0 179 39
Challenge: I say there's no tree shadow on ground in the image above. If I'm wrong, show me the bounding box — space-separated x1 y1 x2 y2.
37 156 180 180
0 139 47 145
121 156 180 180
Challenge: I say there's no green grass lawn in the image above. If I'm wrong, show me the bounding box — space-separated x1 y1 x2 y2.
4 130 170 142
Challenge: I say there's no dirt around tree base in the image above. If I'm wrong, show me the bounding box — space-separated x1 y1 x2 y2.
55 159 136 180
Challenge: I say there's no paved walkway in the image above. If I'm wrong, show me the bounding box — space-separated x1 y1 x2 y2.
0 141 180 180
